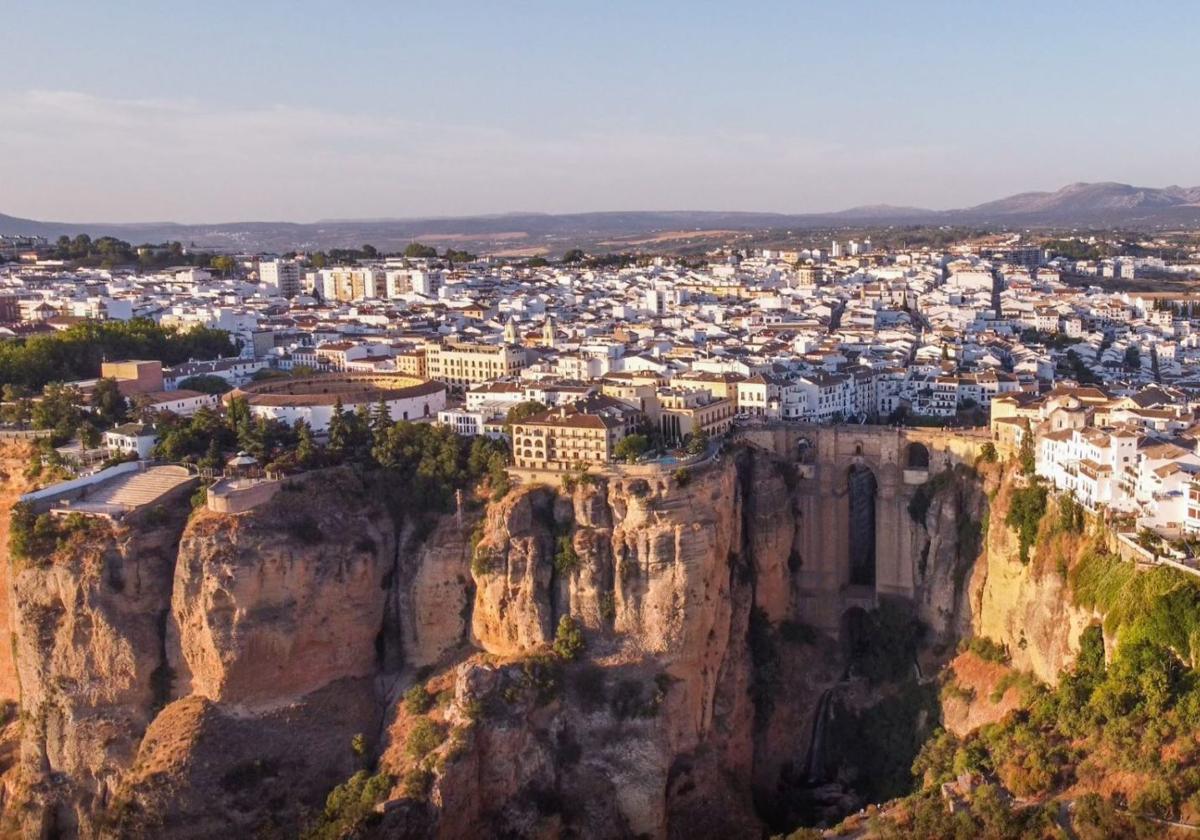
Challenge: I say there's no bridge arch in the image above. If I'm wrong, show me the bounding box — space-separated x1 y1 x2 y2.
847 463 877 588
733 423 991 633
905 442 930 469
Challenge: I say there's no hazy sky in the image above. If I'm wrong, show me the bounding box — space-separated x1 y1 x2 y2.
3 0 1199 222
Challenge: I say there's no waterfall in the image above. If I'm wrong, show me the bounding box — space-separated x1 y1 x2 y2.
805 688 836 782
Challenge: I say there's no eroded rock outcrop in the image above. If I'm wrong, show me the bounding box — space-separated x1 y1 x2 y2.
969 475 1098 684
7 498 190 838
169 470 395 706
910 464 993 645
0 465 409 838
372 451 815 839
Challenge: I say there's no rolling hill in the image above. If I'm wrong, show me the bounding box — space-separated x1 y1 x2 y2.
3 182 1198 253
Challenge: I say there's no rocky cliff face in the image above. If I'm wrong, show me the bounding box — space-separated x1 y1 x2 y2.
169 476 395 706
4 491 192 837
441 459 765 838
0 439 1103 838
0 440 37 711
0 466 408 838
969 475 1098 684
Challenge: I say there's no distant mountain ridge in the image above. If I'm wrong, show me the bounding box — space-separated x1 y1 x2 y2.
959 181 1200 222
3 182 1199 252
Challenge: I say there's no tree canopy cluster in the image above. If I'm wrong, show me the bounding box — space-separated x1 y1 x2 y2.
2 377 129 448
48 234 227 270
304 242 475 268
1042 238 1114 262
403 242 439 259
0 318 236 391
153 397 511 517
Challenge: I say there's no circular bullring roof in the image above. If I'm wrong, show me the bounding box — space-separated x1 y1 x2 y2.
229 373 445 407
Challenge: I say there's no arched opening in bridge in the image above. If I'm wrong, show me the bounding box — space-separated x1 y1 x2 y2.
847 464 877 587
905 442 930 469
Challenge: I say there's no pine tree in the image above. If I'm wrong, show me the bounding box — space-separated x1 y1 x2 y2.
328 396 349 453
296 420 317 467
1018 419 1036 476
371 395 392 441
201 438 222 471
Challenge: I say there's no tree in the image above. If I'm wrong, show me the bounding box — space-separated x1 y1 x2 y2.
200 437 223 471
467 436 510 499
1 384 33 429
370 395 393 442
1059 491 1085 534
1017 420 1036 476
614 434 649 464
403 242 438 259
553 615 585 660
210 255 236 275
685 430 709 456
90 377 128 427
295 420 318 468
327 397 349 454
560 248 586 264
226 395 251 435
443 248 475 263
32 383 84 443
1005 484 1047 564
0 318 236 392
177 374 233 395
1123 345 1141 371
78 423 101 449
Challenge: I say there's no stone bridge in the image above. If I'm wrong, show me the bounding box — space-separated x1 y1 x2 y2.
735 423 990 632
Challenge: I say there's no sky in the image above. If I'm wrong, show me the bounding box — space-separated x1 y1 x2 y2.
2 0 1199 223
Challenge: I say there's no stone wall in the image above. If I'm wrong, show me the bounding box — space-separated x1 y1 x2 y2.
206 477 282 514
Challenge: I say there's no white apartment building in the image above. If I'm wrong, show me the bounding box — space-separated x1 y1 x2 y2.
1037 426 1139 512
437 407 503 438
319 268 383 302
260 260 302 298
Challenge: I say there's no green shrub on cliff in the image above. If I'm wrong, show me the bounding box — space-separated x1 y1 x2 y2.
303 770 393 839
978 441 998 464
553 534 579 574
403 684 434 715
893 568 1200 832
964 635 1010 664
1072 546 1200 666
9 504 105 569
553 615 585 660
1005 484 1047 564
1058 491 1086 534
1017 421 1036 475
405 718 445 760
